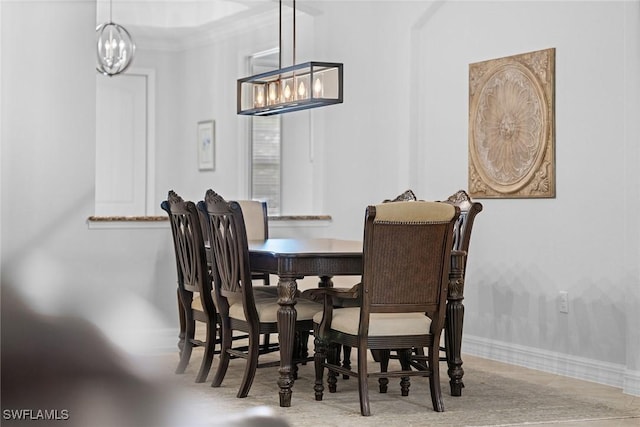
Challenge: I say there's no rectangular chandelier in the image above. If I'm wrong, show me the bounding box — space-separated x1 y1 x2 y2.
237 61 343 116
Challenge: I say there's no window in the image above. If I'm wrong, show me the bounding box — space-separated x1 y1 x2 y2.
249 50 281 216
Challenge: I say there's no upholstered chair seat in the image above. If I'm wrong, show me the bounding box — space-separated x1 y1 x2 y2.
231 298 321 323
313 308 431 336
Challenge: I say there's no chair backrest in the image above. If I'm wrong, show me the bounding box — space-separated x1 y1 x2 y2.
385 189 482 270
161 190 215 315
360 201 459 332
383 189 417 203
198 190 258 321
441 190 483 268
236 200 268 241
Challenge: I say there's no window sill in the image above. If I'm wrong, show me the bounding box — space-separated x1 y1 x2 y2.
268 215 332 228
86 215 332 229
87 216 169 230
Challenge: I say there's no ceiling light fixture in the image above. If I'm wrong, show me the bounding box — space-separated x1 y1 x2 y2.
96 0 135 76
237 0 343 116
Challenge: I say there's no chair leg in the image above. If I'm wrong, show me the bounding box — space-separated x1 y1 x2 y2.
176 313 194 375
177 290 186 354
327 343 339 393
262 333 270 351
398 349 411 397
378 350 389 393
313 333 326 401
357 344 371 416
195 319 216 383
237 329 260 398
294 330 310 361
211 318 232 388
342 345 351 379
301 331 310 361
429 341 445 412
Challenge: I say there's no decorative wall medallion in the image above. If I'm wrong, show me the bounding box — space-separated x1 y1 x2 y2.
469 48 555 198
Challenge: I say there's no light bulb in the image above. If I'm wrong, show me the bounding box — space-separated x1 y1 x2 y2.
314 78 323 96
298 81 306 98
269 84 277 102
255 87 265 107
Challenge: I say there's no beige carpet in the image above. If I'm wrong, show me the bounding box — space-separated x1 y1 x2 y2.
144 348 640 427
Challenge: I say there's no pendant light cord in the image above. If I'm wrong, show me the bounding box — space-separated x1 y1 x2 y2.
278 0 282 69
109 0 113 23
277 0 297 68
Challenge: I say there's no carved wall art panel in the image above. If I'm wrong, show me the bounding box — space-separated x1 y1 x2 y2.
468 48 555 198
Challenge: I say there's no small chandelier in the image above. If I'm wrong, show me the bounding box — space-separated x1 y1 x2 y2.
237 0 343 116
96 0 135 76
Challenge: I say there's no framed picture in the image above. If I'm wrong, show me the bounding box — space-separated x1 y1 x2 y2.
197 120 215 171
469 48 555 198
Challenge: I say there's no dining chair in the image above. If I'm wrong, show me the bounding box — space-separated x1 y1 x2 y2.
336 189 420 375
235 199 278 351
310 201 461 416
374 189 483 396
198 189 322 398
236 200 271 286
161 190 217 383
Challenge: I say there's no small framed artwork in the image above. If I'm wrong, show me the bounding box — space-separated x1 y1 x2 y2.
197 120 215 171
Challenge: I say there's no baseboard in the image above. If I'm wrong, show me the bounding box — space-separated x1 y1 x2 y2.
137 329 640 396
623 368 640 396
463 335 640 396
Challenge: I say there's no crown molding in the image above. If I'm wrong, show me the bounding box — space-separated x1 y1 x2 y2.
131 4 278 52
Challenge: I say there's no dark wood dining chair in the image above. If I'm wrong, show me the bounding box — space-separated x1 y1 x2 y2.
236 200 271 286
198 189 322 398
335 189 420 377
310 201 461 416
161 190 217 383
375 189 483 396
327 189 483 397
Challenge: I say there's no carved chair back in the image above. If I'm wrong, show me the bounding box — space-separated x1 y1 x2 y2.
198 190 258 325
161 191 215 318
441 190 483 271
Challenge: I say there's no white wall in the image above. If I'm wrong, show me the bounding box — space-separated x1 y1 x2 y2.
1 0 638 394
622 0 640 392
409 0 640 391
0 1 177 353
308 0 640 393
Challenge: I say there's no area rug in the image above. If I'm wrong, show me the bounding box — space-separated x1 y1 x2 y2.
149 350 639 427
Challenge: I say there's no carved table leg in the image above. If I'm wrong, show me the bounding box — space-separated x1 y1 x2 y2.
277 275 299 407
446 251 466 396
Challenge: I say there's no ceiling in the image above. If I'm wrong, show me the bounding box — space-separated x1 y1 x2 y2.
96 0 323 50
96 0 264 28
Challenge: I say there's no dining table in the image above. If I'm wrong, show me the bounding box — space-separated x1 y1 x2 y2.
248 237 363 407
247 237 468 407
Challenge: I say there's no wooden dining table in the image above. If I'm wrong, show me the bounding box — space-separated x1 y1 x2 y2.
248 238 363 407
248 237 468 407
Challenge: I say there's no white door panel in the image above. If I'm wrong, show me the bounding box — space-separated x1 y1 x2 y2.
95 74 147 216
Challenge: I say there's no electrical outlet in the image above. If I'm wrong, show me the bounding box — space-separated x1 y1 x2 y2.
559 291 569 313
